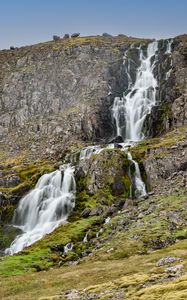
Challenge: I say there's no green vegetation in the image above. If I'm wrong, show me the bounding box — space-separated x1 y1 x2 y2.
0 190 187 299
0 124 186 299
131 124 187 162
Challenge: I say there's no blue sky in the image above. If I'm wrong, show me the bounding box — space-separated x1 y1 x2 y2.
0 0 186 49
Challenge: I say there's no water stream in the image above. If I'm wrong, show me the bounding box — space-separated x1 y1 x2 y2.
112 41 158 141
5 165 76 255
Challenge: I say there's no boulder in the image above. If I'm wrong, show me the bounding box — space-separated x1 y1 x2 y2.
71 33 80 38
118 34 128 38
112 177 125 195
110 136 124 143
63 34 70 39
165 264 184 274
156 256 180 267
89 207 103 216
0 192 7 206
114 143 123 149
81 208 91 218
102 33 113 38
53 35 60 41
113 199 126 209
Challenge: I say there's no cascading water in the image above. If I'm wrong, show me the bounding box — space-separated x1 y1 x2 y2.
5 165 76 255
127 152 146 198
165 39 173 80
79 145 102 160
112 41 158 142
5 40 173 255
112 41 160 197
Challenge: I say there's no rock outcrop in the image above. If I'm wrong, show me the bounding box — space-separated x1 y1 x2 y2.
0 35 186 162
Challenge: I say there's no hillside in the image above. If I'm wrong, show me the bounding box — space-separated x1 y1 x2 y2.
0 34 187 300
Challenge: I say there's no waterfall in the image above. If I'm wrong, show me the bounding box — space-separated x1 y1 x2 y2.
112 41 158 142
166 39 173 54
5 165 76 255
111 41 160 197
127 152 146 198
165 39 173 80
79 145 102 160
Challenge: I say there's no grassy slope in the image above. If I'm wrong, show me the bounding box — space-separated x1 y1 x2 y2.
0 190 187 299
0 125 187 299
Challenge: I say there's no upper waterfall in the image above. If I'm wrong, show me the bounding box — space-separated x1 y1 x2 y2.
5 165 76 255
112 41 158 142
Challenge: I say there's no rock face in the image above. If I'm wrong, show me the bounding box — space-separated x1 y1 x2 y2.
0 36 135 159
75 149 131 197
145 36 187 137
0 35 186 160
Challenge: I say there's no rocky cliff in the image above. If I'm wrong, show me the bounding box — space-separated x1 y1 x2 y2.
0 35 186 161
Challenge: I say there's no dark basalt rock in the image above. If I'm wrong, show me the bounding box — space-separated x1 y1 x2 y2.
110 136 124 143
102 33 113 38
63 34 70 39
114 143 123 149
53 35 60 41
71 33 80 38
112 177 125 196
81 208 91 218
0 192 7 206
89 207 103 216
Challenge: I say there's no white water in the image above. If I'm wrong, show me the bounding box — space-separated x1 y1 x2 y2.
127 152 147 198
5 165 76 255
166 39 172 54
112 41 160 197
79 145 102 160
6 41 172 255
112 41 158 141
165 39 173 80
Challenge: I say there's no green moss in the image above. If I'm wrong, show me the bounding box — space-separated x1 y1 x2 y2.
0 161 55 197
0 217 98 277
122 173 131 198
0 226 21 250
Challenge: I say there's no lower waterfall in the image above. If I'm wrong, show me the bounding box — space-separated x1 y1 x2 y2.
5 165 76 255
127 152 147 198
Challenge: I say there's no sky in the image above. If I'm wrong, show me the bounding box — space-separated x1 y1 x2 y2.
0 0 186 49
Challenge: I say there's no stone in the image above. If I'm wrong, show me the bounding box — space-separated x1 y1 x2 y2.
102 206 118 219
156 256 180 267
113 199 126 209
81 249 92 257
50 244 64 252
118 34 128 37
112 177 125 195
110 136 124 143
106 247 114 253
114 143 123 148
102 33 113 38
63 34 70 39
122 199 135 209
148 191 155 196
31 264 42 272
71 33 80 38
169 213 184 226
138 213 144 219
165 264 184 274
89 207 103 216
81 208 91 218
53 35 60 41
0 192 7 206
